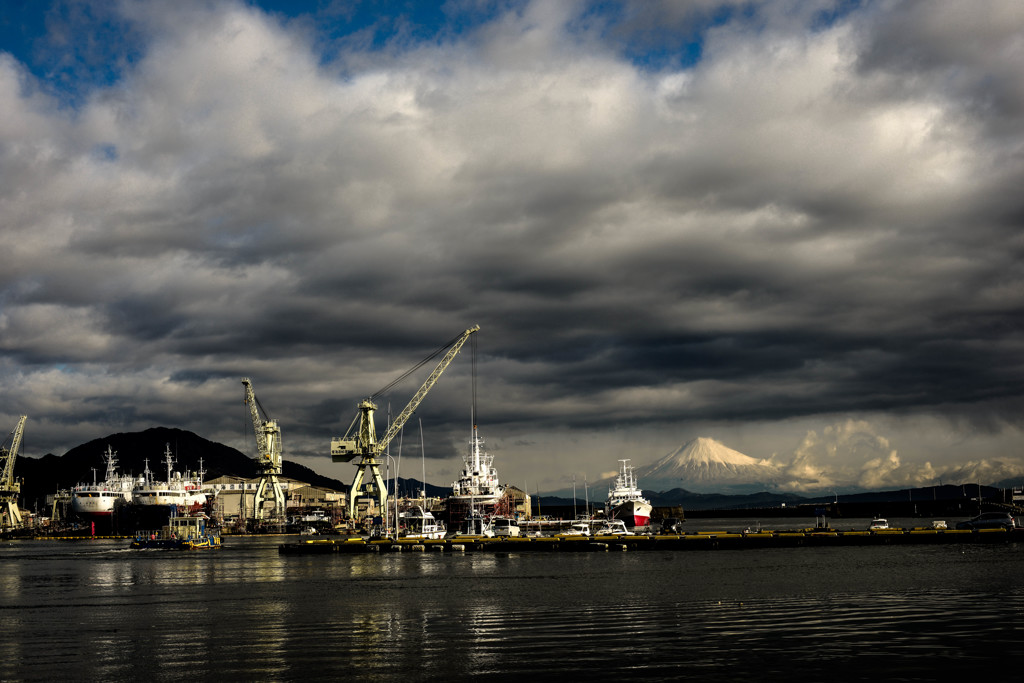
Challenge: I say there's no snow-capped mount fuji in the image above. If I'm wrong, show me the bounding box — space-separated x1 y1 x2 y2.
636 437 782 494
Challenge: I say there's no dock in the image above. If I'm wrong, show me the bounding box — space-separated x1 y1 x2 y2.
279 526 1024 554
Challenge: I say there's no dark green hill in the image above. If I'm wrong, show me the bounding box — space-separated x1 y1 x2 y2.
13 427 349 512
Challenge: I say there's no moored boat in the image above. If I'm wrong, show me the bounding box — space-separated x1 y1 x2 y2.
445 423 503 526
558 521 592 536
399 505 447 539
70 446 135 521
605 459 652 529
593 519 633 536
449 509 495 538
131 443 209 513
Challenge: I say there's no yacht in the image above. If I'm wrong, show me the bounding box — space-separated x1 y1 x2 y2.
399 505 447 540
559 521 592 536
593 519 634 536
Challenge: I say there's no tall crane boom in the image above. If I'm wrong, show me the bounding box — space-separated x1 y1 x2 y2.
1 416 26 488
1 416 27 529
332 325 479 519
242 378 280 470
379 326 480 452
241 379 285 522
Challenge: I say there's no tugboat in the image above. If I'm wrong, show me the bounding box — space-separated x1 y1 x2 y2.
605 459 652 530
130 515 222 550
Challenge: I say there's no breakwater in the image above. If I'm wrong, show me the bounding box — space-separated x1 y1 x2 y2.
279 526 1022 554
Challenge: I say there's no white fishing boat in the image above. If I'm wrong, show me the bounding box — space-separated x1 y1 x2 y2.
131 443 209 512
70 446 135 520
605 459 652 529
399 505 447 539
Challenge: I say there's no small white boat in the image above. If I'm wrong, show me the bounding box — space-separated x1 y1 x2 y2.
491 516 520 537
593 519 634 536
869 518 890 530
558 521 592 536
399 506 447 540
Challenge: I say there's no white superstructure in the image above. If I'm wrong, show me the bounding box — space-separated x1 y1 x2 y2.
131 443 209 511
605 459 652 528
71 446 135 518
399 505 446 539
449 425 502 506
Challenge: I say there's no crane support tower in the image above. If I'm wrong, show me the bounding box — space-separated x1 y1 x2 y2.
332 325 479 519
1 416 27 530
242 379 286 522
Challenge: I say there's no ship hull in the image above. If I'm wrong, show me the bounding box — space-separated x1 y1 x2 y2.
71 492 131 517
611 500 652 528
132 492 208 508
444 495 499 528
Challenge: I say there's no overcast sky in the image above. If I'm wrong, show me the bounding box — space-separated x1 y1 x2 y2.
2 0 1023 494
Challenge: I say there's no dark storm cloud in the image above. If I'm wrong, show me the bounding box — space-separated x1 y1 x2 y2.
2 0 1023 491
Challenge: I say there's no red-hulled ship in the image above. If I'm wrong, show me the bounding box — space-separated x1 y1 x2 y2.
605 459 652 529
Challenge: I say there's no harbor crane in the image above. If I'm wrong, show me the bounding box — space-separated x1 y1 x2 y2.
1 416 27 529
332 325 479 519
242 379 286 522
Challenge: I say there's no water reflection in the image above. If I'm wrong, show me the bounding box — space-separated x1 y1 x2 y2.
2 537 1021 680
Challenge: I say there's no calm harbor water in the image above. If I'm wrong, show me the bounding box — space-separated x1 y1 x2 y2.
2 519 1022 681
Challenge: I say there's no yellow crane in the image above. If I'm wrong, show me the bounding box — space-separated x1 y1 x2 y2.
242 379 286 522
332 325 479 519
1 416 27 530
